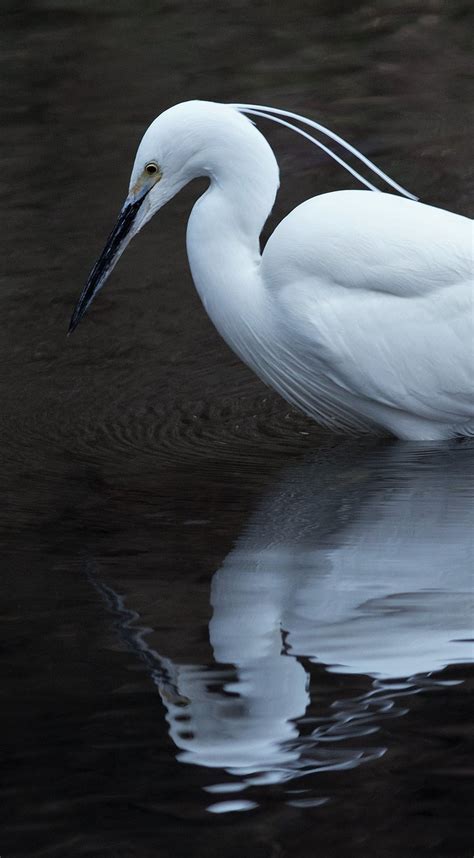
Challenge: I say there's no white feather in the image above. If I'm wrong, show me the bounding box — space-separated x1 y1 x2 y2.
79 100 473 439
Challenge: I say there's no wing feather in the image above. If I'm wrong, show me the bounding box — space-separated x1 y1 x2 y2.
262 191 473 430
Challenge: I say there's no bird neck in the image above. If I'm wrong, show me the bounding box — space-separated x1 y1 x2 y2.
186 150 279 364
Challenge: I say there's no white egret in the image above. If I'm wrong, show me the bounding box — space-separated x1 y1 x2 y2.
69 101 473 439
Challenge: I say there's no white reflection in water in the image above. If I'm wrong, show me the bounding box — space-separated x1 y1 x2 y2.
90 442 474 803
210 444 473 680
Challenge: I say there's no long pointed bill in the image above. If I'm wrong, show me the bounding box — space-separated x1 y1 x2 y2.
68 186 149 334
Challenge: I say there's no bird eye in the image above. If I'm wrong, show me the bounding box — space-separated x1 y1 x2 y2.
145 162 159 175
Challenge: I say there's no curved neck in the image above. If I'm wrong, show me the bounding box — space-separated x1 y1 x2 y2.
186 141 279 363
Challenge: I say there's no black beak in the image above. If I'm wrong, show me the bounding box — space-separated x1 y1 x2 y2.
68 195 145 334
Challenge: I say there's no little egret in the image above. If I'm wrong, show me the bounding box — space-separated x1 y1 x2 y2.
69 101 473 439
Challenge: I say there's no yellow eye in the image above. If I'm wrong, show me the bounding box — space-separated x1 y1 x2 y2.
145 162 159 176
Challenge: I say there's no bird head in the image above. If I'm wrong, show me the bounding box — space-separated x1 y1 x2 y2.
68 100 267 333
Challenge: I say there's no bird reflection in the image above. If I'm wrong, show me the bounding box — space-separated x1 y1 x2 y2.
89 441 474 803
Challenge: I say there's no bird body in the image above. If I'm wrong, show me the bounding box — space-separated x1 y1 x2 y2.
70 100 473 439
261 192 472 437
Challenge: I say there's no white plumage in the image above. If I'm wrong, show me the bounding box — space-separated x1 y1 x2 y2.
260 191 473 437
70 100 473 439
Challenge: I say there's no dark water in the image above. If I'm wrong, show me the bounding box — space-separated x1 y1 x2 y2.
1 2 473 856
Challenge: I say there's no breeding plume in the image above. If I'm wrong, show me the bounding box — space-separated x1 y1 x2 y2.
69 101 473 439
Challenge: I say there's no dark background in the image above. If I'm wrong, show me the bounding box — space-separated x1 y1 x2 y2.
1 1 473 856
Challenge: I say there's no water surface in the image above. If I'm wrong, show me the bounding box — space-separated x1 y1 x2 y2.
1 2 473 856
